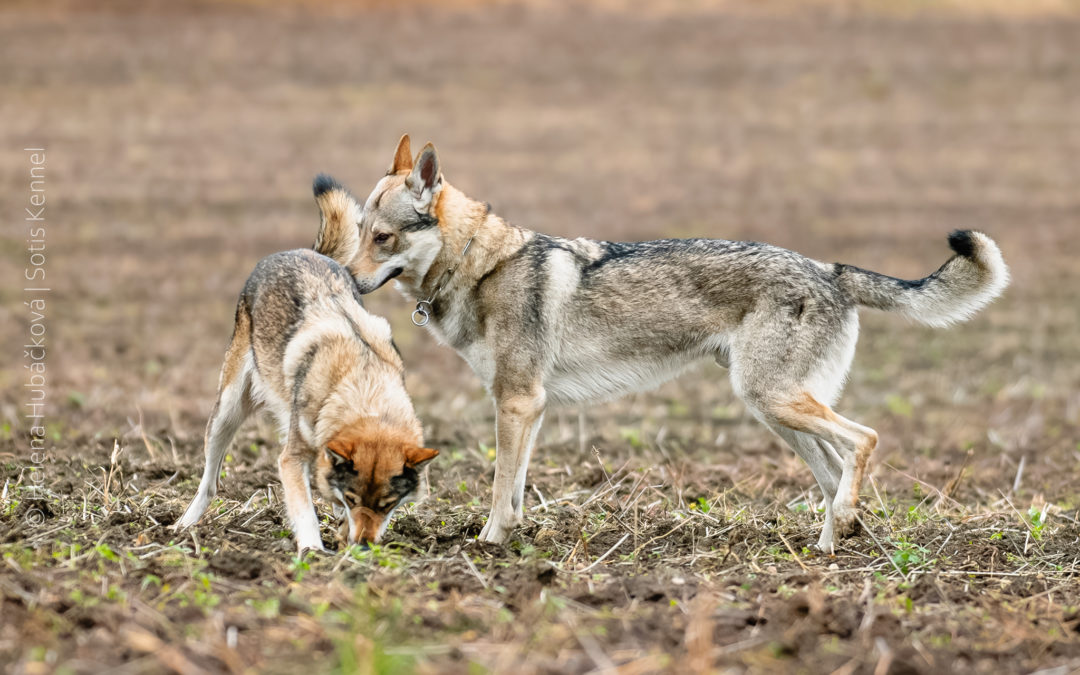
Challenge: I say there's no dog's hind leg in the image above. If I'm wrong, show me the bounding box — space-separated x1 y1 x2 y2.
174 346 253 530
813 437 844 511
767 424 842 551
761 393 877 553
730 307 872 553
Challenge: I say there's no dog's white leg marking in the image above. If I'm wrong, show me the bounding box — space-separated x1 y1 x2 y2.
769 425 841 553
480 390 546 544
174 361 252 530
278 444 325 553
511 411 545 523
817 437 844 480
812 437 844 513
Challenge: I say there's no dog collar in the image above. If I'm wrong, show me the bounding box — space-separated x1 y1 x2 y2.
411 204 490 327
411 236 473 327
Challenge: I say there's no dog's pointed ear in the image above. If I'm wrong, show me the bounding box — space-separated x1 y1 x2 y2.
404 446 439 469
404 143 442 212
325 441 352 467
389 134 412 175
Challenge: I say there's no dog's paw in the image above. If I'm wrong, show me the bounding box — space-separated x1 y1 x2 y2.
296 541 329 556
811 540 836 556
833 507 861 538
478 519 513 545
174 499 207 531
172 513 199 531
814 521 836 556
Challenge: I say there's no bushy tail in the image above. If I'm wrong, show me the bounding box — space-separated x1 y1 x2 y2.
312 174 362 267
836 230 1009 328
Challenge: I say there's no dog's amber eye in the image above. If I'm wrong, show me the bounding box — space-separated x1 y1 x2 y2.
373 232 391 244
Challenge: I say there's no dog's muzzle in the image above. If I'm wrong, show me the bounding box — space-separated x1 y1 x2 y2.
358 267 404 294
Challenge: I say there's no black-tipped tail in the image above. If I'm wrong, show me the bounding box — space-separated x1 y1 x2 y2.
837 230 1009 328
312 174 362 267
947 229 977 258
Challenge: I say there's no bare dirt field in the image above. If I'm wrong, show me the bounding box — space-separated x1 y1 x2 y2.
2 1 1080 673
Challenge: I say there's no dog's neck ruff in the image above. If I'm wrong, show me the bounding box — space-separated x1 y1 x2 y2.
410 204 490 327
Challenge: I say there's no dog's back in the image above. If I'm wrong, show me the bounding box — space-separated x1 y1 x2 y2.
242 248 406 439
243 249 366 392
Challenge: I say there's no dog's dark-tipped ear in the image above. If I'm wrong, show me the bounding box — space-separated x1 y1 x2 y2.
404 446 439 469
325 441 352 467
389 134 413 175
405 143 442 212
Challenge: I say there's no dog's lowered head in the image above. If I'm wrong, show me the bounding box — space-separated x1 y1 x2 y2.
315 426 438 545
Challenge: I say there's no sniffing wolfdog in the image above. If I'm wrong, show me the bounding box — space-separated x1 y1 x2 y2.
350 134 1008 553
174 175 437 553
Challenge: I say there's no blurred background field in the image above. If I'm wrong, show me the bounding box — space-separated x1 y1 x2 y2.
2 1 1079 673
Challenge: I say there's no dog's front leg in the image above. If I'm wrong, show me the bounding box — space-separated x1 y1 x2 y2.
479 386 546 544
277 444 326 554
512 411 545 516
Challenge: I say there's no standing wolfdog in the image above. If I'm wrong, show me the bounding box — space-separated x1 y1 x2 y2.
174 175 437 553
349 135 1008 553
